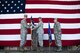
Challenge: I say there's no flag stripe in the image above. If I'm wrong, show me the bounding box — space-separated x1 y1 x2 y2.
0 40 80 46
26 9 80 14
0 34 80 40
0 23 80 29
26 0 80 5
26 0 79 1
0 14 24 19
0 13 80 19
0 18 80 24
0 28 80 34
0 41 31 46
26 13 80 18
26 4 80 10
53 0 79 1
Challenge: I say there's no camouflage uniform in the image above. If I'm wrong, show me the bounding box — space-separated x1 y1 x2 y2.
32 21 44 47
31 29 38 50
20 19 31 48
54 22 62 51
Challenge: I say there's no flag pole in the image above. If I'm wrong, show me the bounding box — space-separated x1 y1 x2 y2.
49 38 50 51
49 36 50 53
30 22 33 50
30 16 35 50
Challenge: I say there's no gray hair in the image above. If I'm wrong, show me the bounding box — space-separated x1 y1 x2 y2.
39 17 42 19
24 15 27 17
54 18 58 20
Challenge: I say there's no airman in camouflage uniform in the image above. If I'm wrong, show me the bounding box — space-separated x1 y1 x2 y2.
32 17 44 51
20 15 31 50
54 18 62 52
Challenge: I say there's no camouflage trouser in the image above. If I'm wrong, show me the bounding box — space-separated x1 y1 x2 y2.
38 33 43 47
20 33 27 48
32 30 38 48
54 34 62 47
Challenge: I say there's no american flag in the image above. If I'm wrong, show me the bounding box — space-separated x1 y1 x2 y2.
0 0 80 46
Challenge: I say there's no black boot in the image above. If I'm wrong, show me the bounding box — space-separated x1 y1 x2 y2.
19 47 24 51
56 46 62 52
